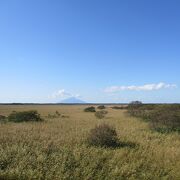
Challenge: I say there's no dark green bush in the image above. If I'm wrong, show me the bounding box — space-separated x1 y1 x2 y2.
8 110 43 122
87 124 118 147
84 106 96 112
97 105 106 110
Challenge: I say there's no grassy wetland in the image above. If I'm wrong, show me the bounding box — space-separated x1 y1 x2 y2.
0 105 180 180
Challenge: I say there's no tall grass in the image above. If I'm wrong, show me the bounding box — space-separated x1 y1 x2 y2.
0 105 180 179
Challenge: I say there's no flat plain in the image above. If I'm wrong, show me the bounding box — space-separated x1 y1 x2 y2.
0 105 180 180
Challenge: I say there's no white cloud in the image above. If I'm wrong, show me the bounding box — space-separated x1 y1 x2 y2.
105 82 177 93
49 89 80 99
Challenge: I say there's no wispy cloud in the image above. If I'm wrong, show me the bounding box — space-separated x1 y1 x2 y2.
105 82 177 93
49 89 80 99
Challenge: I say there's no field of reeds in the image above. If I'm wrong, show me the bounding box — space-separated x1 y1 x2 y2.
0 105 180 180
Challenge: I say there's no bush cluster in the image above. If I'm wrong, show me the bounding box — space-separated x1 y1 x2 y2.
87 123 118 147
8 110 43 122
128 104 180 133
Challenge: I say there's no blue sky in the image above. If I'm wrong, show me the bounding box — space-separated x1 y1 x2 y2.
0 0 180 103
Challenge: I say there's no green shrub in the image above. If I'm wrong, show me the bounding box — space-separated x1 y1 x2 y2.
8 110 43 122
84 106 96 112
97 105 106 110
87 124 118 147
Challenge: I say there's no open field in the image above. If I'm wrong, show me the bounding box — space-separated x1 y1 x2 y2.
0 105 180 180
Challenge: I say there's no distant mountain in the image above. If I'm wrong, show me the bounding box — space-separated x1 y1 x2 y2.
60 97 86 104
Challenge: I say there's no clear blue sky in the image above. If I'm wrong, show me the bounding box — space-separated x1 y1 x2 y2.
0 0 180 103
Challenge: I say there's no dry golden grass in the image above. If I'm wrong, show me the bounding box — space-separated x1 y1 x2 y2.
0 105 180 179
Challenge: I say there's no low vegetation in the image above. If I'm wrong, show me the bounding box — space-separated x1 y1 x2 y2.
0 105 180 179
95 110 108 119
128 104 180 133
149 105 180 133
111 106 127 110
8 110 43 122
84 106 96 112
47 111 61 119
47 111 69 119
87 123 118 147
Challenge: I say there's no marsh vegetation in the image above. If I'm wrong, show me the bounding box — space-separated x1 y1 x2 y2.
0 105 180 179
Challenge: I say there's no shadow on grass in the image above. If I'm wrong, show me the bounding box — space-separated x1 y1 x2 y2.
116 141 138 149
87 141 138 150
151 127 180 134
